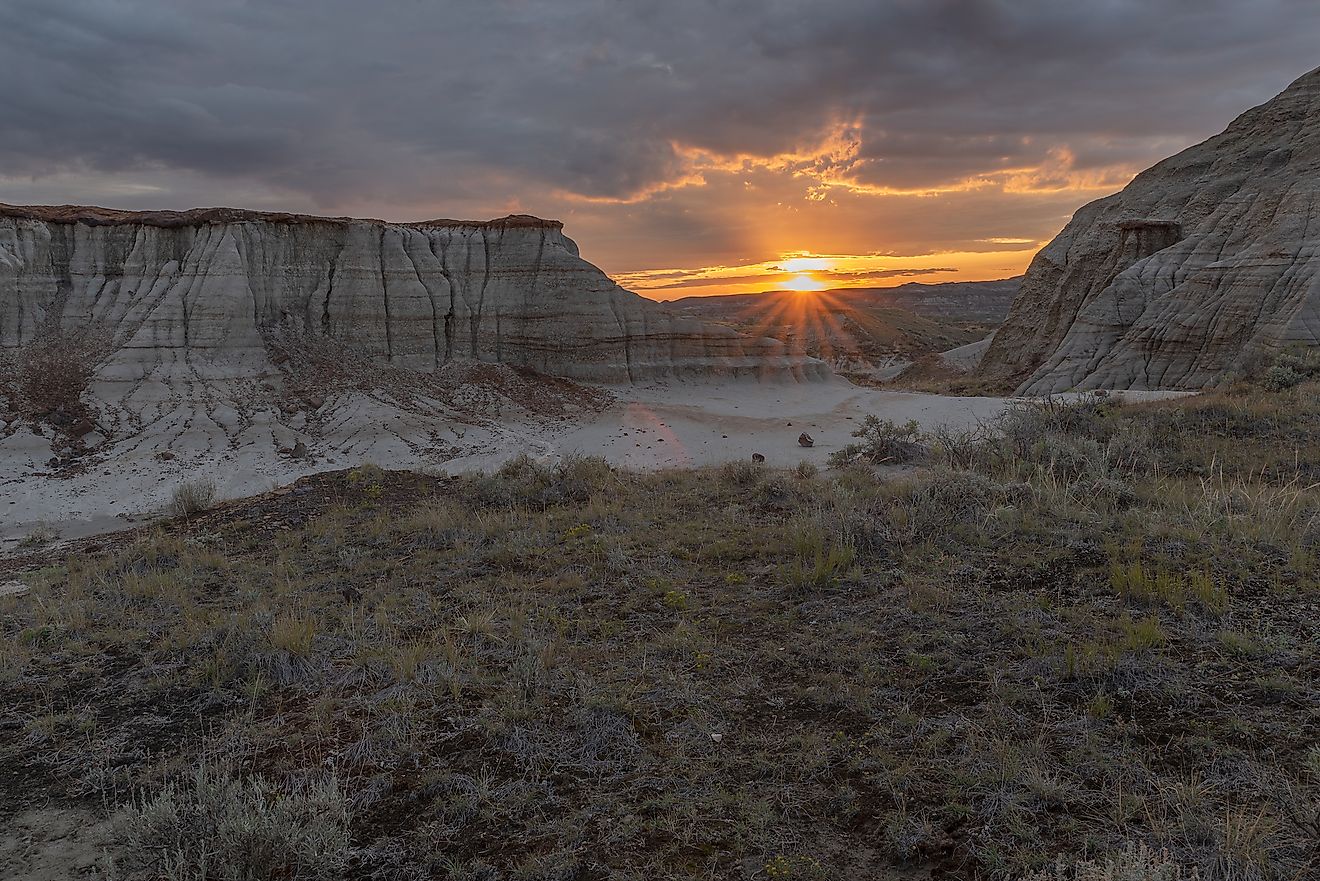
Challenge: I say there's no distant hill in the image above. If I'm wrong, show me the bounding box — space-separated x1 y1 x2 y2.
665 277 1020 382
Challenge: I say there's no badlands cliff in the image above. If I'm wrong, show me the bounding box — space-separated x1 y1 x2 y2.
0 205 824 387
981 66 1320 394
0 205 830 531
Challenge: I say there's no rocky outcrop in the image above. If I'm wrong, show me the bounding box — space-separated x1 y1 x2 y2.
980 66 1320 394
0 205 827 385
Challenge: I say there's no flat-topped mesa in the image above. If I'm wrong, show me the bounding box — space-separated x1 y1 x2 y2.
0 202 564 230
0 204 828 385
979 65 1320 394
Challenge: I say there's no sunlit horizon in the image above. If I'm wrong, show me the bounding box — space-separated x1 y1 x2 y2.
612 247 1038 300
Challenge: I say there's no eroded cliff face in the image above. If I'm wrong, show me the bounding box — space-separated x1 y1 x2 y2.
0 206 826 386
980 66 1320 394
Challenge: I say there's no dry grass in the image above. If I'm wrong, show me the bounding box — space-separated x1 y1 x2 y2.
168 479 217 519
1 386 1317 879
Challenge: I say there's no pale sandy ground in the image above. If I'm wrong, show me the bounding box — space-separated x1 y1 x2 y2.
0 808 115 880
0 376 1183 550
545 378 1009 470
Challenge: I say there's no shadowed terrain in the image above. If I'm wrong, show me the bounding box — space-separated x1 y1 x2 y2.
669 279 1019 382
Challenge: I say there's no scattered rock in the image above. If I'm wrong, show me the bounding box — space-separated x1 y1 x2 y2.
752 453 766 463
797 432 814 448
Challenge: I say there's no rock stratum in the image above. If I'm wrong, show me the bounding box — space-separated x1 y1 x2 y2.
0 205 824 386
981 66 1320 394
0 206 827 531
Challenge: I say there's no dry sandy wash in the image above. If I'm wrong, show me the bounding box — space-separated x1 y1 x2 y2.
1 367 1024 547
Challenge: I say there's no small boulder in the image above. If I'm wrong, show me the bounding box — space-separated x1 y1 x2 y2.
751 452 766 463
798 432 814 448
290 440 309 459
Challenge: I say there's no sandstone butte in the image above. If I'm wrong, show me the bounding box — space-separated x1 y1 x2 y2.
0 204 829 389
980 65 1320 394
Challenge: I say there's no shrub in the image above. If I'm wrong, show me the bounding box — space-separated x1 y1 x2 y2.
1261 346 1320 390
120 764 351 881
169 479 217 519
829 417 927 467
889 469 1009 541
794 460 819 479
782 519 856 592
721 459 762 486
1262 364 1303 391
1022 842 1198 880
473 453 614 507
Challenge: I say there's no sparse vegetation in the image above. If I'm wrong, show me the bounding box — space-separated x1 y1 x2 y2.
120 763 351 881
1261 345 1320 391
1023 842 1198 880
1 382 1318 879
0 325 110 445
168 478 217 519
828 415 926 466
16 522 60 549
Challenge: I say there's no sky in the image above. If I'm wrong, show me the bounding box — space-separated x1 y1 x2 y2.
2 1 1318 298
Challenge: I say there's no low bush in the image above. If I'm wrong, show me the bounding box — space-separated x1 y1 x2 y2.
169 479 217 519
469 453 615 507
1261 346 1320 390
829 416 927 467
1022 842 1198 880
121 765 351 881
721 458 762 486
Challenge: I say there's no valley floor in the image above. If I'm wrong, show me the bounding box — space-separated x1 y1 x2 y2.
2 376 1023 548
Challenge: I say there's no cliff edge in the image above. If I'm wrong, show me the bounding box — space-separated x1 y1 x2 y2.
980 66 1320 394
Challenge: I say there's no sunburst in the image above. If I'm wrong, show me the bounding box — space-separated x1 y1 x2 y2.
781 273 826 292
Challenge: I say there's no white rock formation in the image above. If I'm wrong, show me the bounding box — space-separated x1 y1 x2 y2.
981 66 1320 394
0 205 826 386
0 205 831 539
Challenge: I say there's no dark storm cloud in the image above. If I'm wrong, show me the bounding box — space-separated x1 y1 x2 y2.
1 0 1317 222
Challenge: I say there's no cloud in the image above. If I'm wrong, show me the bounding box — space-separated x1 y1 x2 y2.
1 0 1317 286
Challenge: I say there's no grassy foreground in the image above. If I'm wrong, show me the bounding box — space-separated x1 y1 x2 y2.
2 386 1318 880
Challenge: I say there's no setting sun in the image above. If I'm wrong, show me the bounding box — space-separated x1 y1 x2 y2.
779 255 835 273
781 273 826 292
